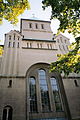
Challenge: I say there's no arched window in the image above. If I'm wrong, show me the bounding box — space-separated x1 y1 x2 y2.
2 106 13 120
29 77 37 112
50 77 62 111
38 69 50 112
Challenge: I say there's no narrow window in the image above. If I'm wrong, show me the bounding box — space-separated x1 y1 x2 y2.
9 36 11 40
14 34 15 40
2 106 13 120
60 37 63 42
40 43 42 48
47 44 49 49
50 44 52 49
59 45 61 50
17 42 19 48
30 43 32 48
27 43 29 48
74 80 79 87
50 77 62 112
8 80 12 88
35 23 38 29
63 45 65 50
29 77 37 112
41 24 44 29
8 42 11 47
66 45 68 51
13 42 15 47
38 69 50 112
29 23 32 28
18 36 19 41
37 43 39 48
57 39 59 43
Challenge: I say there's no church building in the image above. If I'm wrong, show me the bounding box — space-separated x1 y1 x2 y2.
0 18 80 120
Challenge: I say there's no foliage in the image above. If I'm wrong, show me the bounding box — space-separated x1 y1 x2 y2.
50 37 80 75
42 0 80 36
0 0 30 24
0 46 3 56
42 0 80 75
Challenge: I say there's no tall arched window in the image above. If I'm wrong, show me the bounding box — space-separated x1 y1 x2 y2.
29 77 37 112
2 106 13 120
38 69 50 112
50 77 62 111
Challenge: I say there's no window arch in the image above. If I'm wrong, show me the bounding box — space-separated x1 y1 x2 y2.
38 69 50 112
50 77 62 111
29 77 37 112
2 106 13 120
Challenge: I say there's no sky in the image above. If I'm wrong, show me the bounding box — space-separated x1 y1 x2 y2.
0 0 75 45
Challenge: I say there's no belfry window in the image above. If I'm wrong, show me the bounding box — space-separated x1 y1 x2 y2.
50 77 62 111
29 77 37 112
38 69 50 112
2 106 13 120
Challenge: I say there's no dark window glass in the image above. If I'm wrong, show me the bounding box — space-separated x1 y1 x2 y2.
30 43 32 48
37 43 39 48
17 42 19 48
29 77 37 112
18 36 19 40
41 24 44 29
35 23 38 29
14 34 15 40
2 106 13 120
13 42 15 47
27 43 29 48
9 36 11 40
8 80 12 88
74 80 79 87
8 42 11 47
50 77 62 111
29 23 32 28
39 69 50 112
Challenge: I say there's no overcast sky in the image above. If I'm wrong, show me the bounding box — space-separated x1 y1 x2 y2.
0 0 75 45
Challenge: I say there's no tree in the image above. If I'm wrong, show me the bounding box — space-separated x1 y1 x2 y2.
42 0 80 36
42 0 80 75
0 0 30 24
0 46 3 56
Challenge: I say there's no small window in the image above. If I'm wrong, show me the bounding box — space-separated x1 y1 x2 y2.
66 45 68 51
65 39 66 43
63 45 65 50
27 43 29 48
59 45 61 50
57 39 59 43
60 37 63 42
14 34 15 40
41 24 44 29
9 35 11 40
18 36 19 41
30 43 32 48
37 43 39 48
40 43 42 48
29 23 32 28
47 44 49 49
50 44 52 49
35 23 38 29
74 80 79 87
8 42 11 47
13 42 15 47
8 80 12 88
17 42 19 48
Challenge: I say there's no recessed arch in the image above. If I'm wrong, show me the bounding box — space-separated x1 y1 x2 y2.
2 105 13 120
